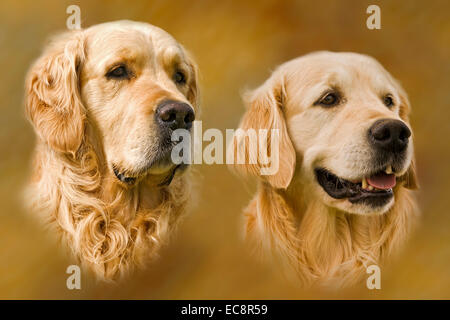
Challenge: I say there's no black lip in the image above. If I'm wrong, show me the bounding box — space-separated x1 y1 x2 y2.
113 163 187 187
113 167 136 185
315 168 393 206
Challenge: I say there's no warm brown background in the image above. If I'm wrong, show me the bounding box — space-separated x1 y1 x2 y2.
0 0 449 299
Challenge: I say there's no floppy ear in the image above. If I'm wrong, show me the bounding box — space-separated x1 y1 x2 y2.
230 75 296 189
185 50 200 109
404 157 418 190
25 31 86 155
397 84 418 190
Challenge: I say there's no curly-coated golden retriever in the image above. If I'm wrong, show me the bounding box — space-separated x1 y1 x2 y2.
231 51 419 287
24 21 199 281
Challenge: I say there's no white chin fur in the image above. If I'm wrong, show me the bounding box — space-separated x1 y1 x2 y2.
338 196 395 215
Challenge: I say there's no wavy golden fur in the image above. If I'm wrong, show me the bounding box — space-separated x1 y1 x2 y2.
232 52 419 287
24 21 199 281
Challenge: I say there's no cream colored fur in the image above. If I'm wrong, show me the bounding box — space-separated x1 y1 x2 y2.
24 21 199 281
232 52 419 287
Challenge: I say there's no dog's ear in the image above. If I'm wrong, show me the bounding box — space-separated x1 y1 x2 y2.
184 50 200 109
397 84 418 190
25 31 86 155
230 75 296 189
404 157 418 189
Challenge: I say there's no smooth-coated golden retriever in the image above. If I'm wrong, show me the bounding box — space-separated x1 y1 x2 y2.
231 51 419 287
24 21 199 281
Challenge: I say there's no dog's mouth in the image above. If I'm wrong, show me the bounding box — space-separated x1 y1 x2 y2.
113 167 137 185
112 139 190 186
315 166 397 206
113 164 185 186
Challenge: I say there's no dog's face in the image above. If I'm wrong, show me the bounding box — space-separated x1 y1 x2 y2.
284 52 415 214
234 52 417 215
81 22 198 183
26 21 198 185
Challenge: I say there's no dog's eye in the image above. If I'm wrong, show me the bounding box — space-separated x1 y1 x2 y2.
106 65 129 79
173 71 186 85
317 92 339 107
383 95 394 107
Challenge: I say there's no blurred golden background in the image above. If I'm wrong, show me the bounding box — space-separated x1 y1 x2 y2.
0 0 449 299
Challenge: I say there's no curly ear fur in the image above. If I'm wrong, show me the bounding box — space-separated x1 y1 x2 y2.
397 83 418 190
231 75 296 189
185 50 200 110
24 26 194 282
25 31 86 154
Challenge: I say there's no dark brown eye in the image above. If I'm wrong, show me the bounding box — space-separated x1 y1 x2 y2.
318 92 339 107
173 71 186 85
106 65 129 79
384 95 394 107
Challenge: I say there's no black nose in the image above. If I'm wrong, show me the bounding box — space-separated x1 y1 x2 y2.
368 119 411 153
156 100 195 130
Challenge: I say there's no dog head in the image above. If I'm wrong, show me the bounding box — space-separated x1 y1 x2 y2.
233 51 417 215
25 20 199 185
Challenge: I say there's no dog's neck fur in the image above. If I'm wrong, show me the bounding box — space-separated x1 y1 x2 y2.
245 177 418 287
27 136 190 281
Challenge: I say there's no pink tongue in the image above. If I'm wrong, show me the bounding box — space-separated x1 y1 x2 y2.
367 172 396 190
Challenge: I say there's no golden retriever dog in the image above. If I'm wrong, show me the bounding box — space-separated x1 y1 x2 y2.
24 21 199 281
231 51 419 287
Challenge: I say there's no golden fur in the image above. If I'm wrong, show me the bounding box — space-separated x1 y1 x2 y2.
231 52 419 287
24 21 199 281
